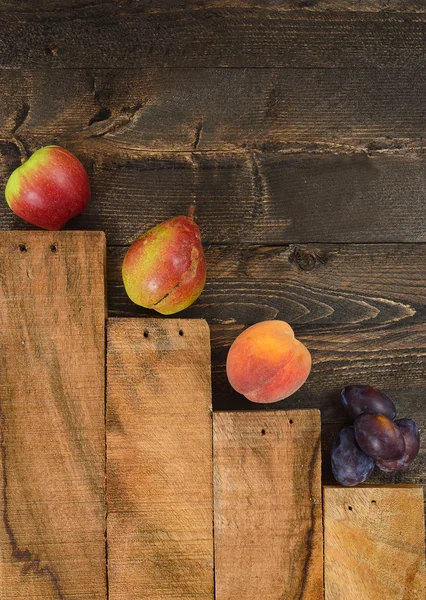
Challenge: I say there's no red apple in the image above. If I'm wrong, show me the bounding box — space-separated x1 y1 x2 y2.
5 146 90 230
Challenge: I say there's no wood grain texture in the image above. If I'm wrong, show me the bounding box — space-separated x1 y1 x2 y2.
106 243 426 487
213 410 323 600
1 68 426 153
3 150 426 245
107 243 426 409
1 8 426 68
107 318 213 600
2 1 426 14
0 231 107 599
324 486 425 599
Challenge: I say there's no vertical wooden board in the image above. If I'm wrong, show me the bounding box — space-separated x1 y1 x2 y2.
107 318 213 600
213 410 323 600
0 231 107 599
324 486 425 599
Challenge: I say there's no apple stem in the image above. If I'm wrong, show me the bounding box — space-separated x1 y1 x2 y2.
187 203 197 221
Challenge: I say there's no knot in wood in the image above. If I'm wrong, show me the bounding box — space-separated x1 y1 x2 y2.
289 245 329 271
289 246 315 271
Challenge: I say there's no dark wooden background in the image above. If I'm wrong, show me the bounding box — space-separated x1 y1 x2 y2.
0 0 425 488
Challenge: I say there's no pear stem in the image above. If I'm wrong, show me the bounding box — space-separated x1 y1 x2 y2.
12 137 29 164
187 203 197 221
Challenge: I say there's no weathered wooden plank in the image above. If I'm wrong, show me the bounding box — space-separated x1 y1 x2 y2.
3 150 426 245
107 318 213 600
2 1 426 14
213 410 323 600
1 68 426 152
324 486 425 599
106 243 426 486
1 9 426 68
0 231 106 599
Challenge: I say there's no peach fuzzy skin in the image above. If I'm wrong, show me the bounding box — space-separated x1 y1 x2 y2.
122 216 206 315
226 320 312 403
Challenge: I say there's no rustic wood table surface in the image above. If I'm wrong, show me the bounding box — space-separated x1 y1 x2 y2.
0 1 425 493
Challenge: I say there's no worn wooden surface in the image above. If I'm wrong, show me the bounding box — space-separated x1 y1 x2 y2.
3 1 426 13
0 0 425 506
0 231 107 599
2 1 426 14
324 486 425 599
1 68 426 153
3 150 426 245
214 410 323 600
107 318 213 600
3 7 426 69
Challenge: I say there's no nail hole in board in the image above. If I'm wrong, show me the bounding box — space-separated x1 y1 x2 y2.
371 500 376 505
179 330 184 336
289 419 293 425
348 506 353 511
19 244 27 253
261 429 266 436
143 331 149 338
46 44 58 56
50 244 57 253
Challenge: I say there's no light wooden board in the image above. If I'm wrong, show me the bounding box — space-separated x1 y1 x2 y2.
0 231 107 599
324 486 425 599
213 410 323 600
107 317 213 600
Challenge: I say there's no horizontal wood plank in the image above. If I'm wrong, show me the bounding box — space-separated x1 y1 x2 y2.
1 68 426 153
2 150 426 245
1 9 426 68
106 243 426 487
2 1 426 14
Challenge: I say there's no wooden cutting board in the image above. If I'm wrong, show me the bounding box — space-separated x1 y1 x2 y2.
213 409 323 600
0 231 107 599
107 317 214 600
324 485 425 599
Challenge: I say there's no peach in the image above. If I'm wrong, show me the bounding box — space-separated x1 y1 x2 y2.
226 320 311 403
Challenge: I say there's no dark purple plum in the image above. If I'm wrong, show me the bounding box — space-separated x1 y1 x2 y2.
354 413 405 461
377 418 420 472
331 426 375 487
341 385 396 420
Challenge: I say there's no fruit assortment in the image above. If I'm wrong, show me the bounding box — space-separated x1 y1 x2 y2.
4 146 421 486
332 385 420 486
